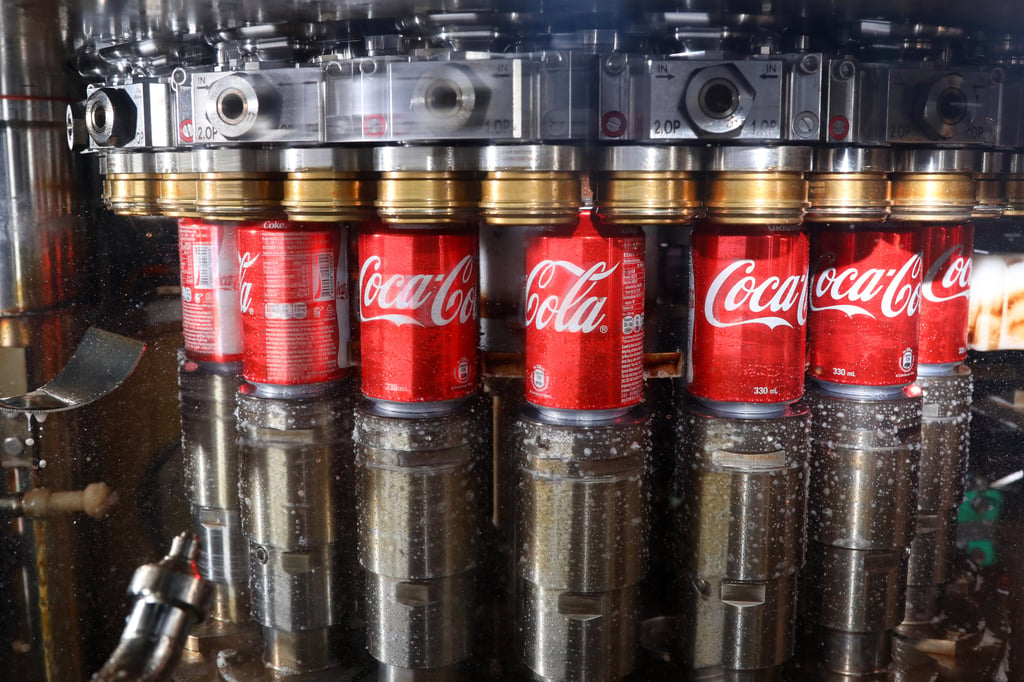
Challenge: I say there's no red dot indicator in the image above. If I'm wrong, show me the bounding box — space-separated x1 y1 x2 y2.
828 115 850 141
601 111 628 138
363 114 386 138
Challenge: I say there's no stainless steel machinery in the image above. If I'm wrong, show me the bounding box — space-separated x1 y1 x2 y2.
2 2 1024 682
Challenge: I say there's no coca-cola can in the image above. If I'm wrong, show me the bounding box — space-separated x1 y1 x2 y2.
524 210 645 413
919 222 973 368
808 223 922 390
178 218 244 363
688 222 809 411
358 225 478 406
237 220 350 388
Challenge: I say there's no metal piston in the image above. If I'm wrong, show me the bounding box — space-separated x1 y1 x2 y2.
514 408 650 682
675 403 809 676
803 388 923 677
179 354 250 624
355 404 482 677
237 385 357 674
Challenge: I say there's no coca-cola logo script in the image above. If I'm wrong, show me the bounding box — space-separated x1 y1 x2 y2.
525 260 618 333
811 252 923 319
359 254 477 327
703 259 808 330
238 251 259 314
923 245 971 304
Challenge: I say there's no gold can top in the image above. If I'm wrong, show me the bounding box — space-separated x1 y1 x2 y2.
104 174 161 217
195 174 284 221
376 171 478 224
1002 152 1024 216
479 170 581 226
973 151 1009 217
157 174 200 218
805 172 890 222
593 170 701 224
704 171 807 224
283 171 375 222
890 172 976 221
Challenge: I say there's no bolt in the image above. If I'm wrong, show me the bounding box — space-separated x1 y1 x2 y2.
834 60 855 81
255 545 269 564
65 106 76 151
604 53 627 75
991 67 1005 85
793 111 819 138
799 54 821 74
543 109 568 136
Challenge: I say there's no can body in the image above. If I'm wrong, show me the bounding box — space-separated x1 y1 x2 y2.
688 222 809 405
178 218 244 362
808 223 922 388
237 220 349 387
358 225 478 404
524 211 645 411
919 222 973 366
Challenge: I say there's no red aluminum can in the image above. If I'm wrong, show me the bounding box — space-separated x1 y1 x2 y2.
237 220 350 386
358 225 478 404
808 223 922 387
524 211 645 412
919 222 973 366
688 223 809 408
178 218 244 362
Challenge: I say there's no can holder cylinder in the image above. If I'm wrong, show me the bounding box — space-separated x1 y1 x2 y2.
355 405 481 673
514 408 650 682
237 387 356 674
675 404 810 675
179 353 250 624
803 389 922 677
901 368 972 629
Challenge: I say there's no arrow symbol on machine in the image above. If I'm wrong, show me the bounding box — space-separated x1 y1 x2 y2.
759 73 780 80
655 73 675 79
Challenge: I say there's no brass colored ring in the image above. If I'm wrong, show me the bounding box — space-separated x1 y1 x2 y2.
104 173 162 217
805 172 890 222
195 173 285 221
479 171 581 226
705 172 807 225
593 171 701 225
283 171 375 222
158 173 200 218
890 173 975 221
375 172 478 224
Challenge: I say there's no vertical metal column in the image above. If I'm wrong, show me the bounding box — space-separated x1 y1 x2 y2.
0 1 84 679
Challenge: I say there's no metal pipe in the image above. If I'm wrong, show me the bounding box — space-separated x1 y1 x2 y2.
92 533 212 682
0 0 80 313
